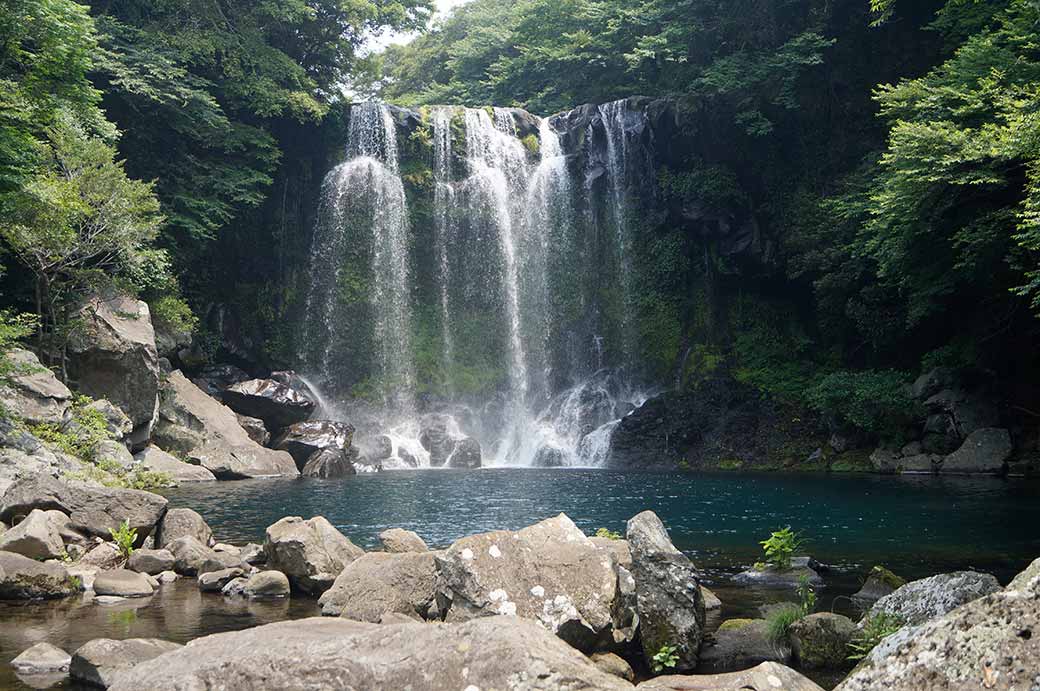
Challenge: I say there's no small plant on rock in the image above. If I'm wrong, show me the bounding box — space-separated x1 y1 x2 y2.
110 519 137 558
650 643 679 673
759 526 804 571
796 573 816 615
847 612 904 660
595 527 623 540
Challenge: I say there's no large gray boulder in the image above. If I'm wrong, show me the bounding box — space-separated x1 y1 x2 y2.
0 348 72 425
837 581 1040 690
318 551 437 620
93 569 155 598
242 570 291 599
0 550 76 599
67 295 160 438
264 516 364 594
788 612 856 669
0 508 64 559
379 527 428 553
127 548 175 575
627 510 705 672
940 427 1012 474
71 638 182 689
867 570 1001 625
1006 557 1040 592
222 379 315 430
152 371 298 479
154 507 211 548
301 448 357 478
272 420 353 466
639 662 824 690
0 475 167 544
10 641 72 674
435 513 630 653
167 536 220 576
108 617 632 691
134 446 217 483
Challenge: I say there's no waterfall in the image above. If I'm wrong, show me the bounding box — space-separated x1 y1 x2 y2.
302 102 415 411
600 100 636 363
433 107 456 394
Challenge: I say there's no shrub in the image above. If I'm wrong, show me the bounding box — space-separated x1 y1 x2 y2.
595 527 623 540
759 527 804 571
149 295 197 335
29 394 111 460
848 612 904 660
766 603 803 644
650 643 679 673
796 573 817 615
109 519 137 557
807 369 916 439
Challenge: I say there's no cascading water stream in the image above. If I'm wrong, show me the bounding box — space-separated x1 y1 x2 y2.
600 100 637 364
433 107 456 395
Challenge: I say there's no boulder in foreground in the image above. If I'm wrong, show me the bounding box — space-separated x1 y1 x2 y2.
11 642 71 674
866 570 1001 625
638 661 824 690
71 638 182 689
107 616 632 691
264 516 364 595
0 550 77 600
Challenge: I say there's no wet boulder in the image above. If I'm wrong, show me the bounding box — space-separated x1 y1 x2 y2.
697 619 790 674
0 475 166 545
836 580 1040 690
264 516 364 595
867 570 1001 625
67 295 160 440
732 556 823 588
419 414 456 467
318 551 438 620
152 371 298 480
447 437 482 468
11 642 72 674
222 379 315 430
70 638 182 689
234 414 269 446
940 427 1012 474
378 528 428 553
134 446 217 483
301 448 357 478
434 513 629 652
627 510 705 672
789 612 856 669
640 661 824 691
189 364 252 399
154 508 212 548
0 348 72 425
851 565 905 609
0 550 77 599
0 508 64 560
108 616 632 691
198 567 245 592
273 420 354 465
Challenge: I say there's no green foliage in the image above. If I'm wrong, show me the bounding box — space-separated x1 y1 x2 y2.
0 311 39 411
109 519 137 558
807 370 915 438
796 574 817 615
650 643 679 674
759 527 804 571
29 395 111 460
149 295 197 335
595 527 623 540
766 603 804 644
521 134 540 155
848 612 904 660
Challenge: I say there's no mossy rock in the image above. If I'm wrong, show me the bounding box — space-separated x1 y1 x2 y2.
851 565 906 608
717 618 755 632
830 449 873 472
718 458 744 471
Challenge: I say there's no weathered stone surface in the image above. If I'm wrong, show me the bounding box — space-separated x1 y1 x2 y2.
168 536 217 576
941 427 1012 474
378 527 428 553
1007 557 1040 592
80 542 124 570
700 586 722 611
697 619 789 674
591 652 635 682
789 612 856 669
435 513 629 652
319 551 437 620
11 642 71 674
273 420 353 466
0 422 81 497
152 371 298 480
70 638 182 689
189 364 251 399
154 508 211 548
67 295 160 434
240 543 265 565
242 570 290 599
867 570 1001 625
198 567 245 592
0 550 76 599
851 565 905 608
0 475 166 545
0 508 64 560
234 414 269 446
134 446 216 483
0 348 72 425
108 616 632 691
93 569 155 598
447 437 482 468
419 414 457 467
127 548 174 575
638 662 824 690
627 510 704 672
222 379 315 430
837 584 1040 691
732 557 823 588
264 516 364 595
301 447 356 478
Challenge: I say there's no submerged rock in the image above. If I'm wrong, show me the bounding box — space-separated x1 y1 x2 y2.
867 570 1001 625
434 513 631 652
378 528 428 553
222 379 315 430
107 616 632 691
264 516 364 595
11 642 71 674
70 638 182 689
697 619 790 674
639 661 824 690
627 510 705 672
732 557 823 588
0 550 76 600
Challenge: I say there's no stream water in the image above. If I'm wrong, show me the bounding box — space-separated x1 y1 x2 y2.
1 470 1038 689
